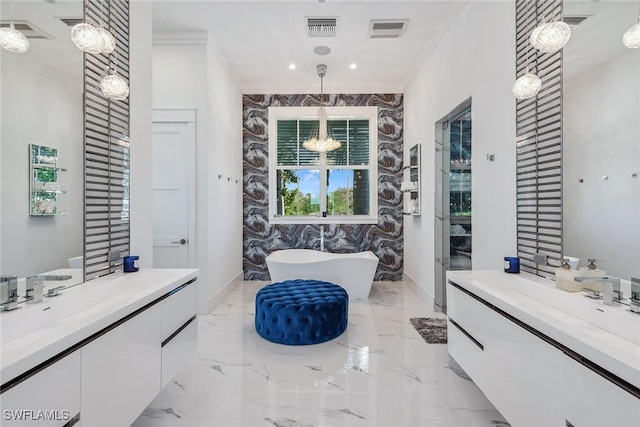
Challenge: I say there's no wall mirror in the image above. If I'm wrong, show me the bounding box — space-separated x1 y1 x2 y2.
562 0 639 280
1 0 85 288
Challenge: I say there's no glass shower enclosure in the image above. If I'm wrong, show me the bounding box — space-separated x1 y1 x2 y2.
434 100 472 313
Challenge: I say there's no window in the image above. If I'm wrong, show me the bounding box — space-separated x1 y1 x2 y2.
268 106 378 224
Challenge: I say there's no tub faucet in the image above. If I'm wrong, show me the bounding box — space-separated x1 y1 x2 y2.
574 276 622 305
320 226 325 252
26 274 72 304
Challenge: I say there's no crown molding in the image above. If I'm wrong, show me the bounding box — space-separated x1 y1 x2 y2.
403 1 467 92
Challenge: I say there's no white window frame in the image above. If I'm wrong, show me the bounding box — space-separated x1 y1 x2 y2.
268 106 378 224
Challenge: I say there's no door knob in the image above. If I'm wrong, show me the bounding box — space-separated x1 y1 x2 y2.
171 238 187 245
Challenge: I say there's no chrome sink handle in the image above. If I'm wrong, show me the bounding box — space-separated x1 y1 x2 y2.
26 274 72 303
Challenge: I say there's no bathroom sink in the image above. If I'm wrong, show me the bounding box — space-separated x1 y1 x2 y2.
0 278 139 345
503 283 640 345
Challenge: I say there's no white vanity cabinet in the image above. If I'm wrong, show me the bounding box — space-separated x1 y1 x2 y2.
447 283 567 425
0 351 81 426
447 271 640 427
161 282 197 388
81 278 198 426
80 305 162 426
0 270 198 427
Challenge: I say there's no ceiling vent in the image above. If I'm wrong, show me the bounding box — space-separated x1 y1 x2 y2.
59 17 85 28
368 19 409 39
307 17 337 38
563 16 590 27
0 20 52 39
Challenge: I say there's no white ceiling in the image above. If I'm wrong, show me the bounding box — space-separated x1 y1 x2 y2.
151 1 465 94
563 0 639 86
3 1 636 95
1 0 84 87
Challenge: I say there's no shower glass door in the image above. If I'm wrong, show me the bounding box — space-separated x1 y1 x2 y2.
434 100 471 313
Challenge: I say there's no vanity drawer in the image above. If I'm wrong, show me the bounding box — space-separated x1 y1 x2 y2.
161 317 197 388
1 350 81 427
161 280 197 342
81 304 161 427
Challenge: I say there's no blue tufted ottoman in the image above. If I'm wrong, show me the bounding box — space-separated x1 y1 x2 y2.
255 279 349 345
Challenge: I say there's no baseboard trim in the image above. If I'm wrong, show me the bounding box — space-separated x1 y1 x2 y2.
198 271 243 314
403 271 435 309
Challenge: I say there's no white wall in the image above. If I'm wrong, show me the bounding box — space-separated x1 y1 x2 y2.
130 0 154 272
152 35 243 313
403 1 517 304
0 57 83 277
563 52 640 279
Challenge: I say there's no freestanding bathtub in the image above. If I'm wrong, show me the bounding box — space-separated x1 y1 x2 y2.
266 249 379 300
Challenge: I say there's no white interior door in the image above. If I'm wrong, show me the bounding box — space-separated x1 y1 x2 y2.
152 110 196 268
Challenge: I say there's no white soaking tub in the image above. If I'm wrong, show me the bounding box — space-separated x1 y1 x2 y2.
266 249 379 300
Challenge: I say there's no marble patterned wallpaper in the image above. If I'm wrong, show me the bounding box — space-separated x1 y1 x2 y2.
243 94 403 281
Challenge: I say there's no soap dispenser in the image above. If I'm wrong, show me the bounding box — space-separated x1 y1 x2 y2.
555 257 582 292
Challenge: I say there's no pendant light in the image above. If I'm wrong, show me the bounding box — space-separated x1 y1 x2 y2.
530 18 571 53
101 61 129 101
0 2 29 53
623 2 640 49
71 22 104 53
302 64 342 153
512 65 541 100
98 0 116 53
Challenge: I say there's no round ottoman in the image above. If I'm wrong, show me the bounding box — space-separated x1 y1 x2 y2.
255 279 349 345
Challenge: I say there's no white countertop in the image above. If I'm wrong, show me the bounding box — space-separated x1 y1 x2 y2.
447 270 640 389
0 268 198 385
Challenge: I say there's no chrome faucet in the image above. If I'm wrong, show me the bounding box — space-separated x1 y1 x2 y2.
1 275 19 311
26 274 72 303
630 278 640 314
320 226 325 252
574 276 622 305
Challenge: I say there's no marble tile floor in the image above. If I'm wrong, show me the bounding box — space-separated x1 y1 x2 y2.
132 281 508 427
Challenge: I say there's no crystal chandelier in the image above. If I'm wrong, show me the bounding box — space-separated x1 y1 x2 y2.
0 2 29 54
512 65 542 100
302 64 342 153
101 64 129 101
0 21 29 53
530 19 571 53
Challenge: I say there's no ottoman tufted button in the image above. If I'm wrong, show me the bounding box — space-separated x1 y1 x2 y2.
255 279 348 345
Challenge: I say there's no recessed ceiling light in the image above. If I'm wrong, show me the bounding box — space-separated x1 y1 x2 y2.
289 63 296 70
350 63 357 69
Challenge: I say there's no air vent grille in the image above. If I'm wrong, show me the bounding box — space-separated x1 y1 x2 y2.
59 17 85 27
563 16 590 27
368 19 409 39
0 20 52 39
307 17 337 38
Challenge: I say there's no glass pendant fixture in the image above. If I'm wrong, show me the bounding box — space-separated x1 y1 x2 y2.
512 65 542 100
101 63 129 101
302 64 342 153
97 0 116 53
530 19 571 53
0 21 29 53
99 27 116 53
623 12 640 49
1 3 29 53
71 22 104 53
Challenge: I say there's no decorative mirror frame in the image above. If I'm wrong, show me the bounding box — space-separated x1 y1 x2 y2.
515 0 564 277
83 0 130 280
